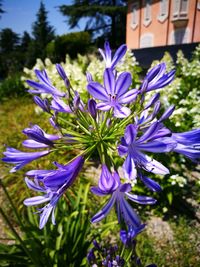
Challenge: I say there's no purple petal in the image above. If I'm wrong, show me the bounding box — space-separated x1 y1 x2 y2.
139 175 162 192
172 129 200 145
118 89 138 104
118 144 128 156
123 154 137 180
96 102 111 111
91 194 116 223
24 195 50 206
87 82 108 101
125 192 157 205
114 105 131 118
44 156 84 190
35 69 51 85
146 63 166 83
124 124 137 145
173 143 200 161
144 93 160 109
159 105 175 122
24 177 46 192
39 204 54 229
22 140 48 148
115 72 132 96
138 122 159 143
137 140 176 153
143 154 169 175
51 98 71 113
86 72 93 82
27 80 65 97
26 169 55 179
150 127 171 140
98 165 119 193
90 186 107 196
33 96 50 113
88 99 97 118
119 197 141 227
111 44 127 69
119 183 132 193
104 41 112 64
104 68 115 95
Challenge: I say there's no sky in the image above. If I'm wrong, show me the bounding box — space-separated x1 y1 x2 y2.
0 0 85 36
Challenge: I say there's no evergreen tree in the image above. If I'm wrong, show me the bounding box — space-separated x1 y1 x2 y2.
32 1 55 60
0 28 19 53
21 31 32 52
59 0 127 47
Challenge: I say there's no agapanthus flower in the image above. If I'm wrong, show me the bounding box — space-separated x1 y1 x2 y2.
139 63 175 93
88 99 97 118
99 41 127 69
87 68 138 118
170 129 200 162
138 171 162 192
2 147 50 172
22 124 60 148
27 69 65 97
91 165 156 228
56 63 70 88
33 96 50 113
120 224 145 247
50 96 71 113
118 123 176 180
24 156 84 228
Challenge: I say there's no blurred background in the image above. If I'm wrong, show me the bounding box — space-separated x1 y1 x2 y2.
0 1 200 266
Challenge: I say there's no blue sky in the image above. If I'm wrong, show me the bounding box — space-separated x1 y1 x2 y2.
0 0 85 36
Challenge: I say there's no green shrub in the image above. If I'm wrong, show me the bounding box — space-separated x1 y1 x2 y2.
0 73 28 100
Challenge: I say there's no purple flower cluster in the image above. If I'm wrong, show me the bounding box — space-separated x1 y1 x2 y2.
2 40 200 262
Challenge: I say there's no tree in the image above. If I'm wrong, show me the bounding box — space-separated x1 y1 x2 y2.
21 31 32 52
0 28 19 53
59 0 127 47
32 1 55 60
0 28 21 77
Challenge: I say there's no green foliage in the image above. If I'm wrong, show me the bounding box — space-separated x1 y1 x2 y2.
52 31 92 61
0 28 20 53
0 73 28 100
0 181 95 266
59 0 127 47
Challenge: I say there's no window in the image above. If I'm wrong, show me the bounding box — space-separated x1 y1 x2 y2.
170 28 190 44
143 0 152 27
140 33 154 48
158 0 169 22
172 0 189 19
130 1 139 30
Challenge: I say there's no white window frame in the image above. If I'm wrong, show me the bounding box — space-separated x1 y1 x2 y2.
140 33 154 48
172 0 189 20
158 0 169 22
143 0 152 27
130 1 139 30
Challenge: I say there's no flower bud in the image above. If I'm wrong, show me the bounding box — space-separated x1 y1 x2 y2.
88 99 97 118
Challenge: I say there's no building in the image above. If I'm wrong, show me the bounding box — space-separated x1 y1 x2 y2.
126 0 200 67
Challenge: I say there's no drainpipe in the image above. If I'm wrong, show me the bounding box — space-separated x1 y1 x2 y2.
191 0 198 42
